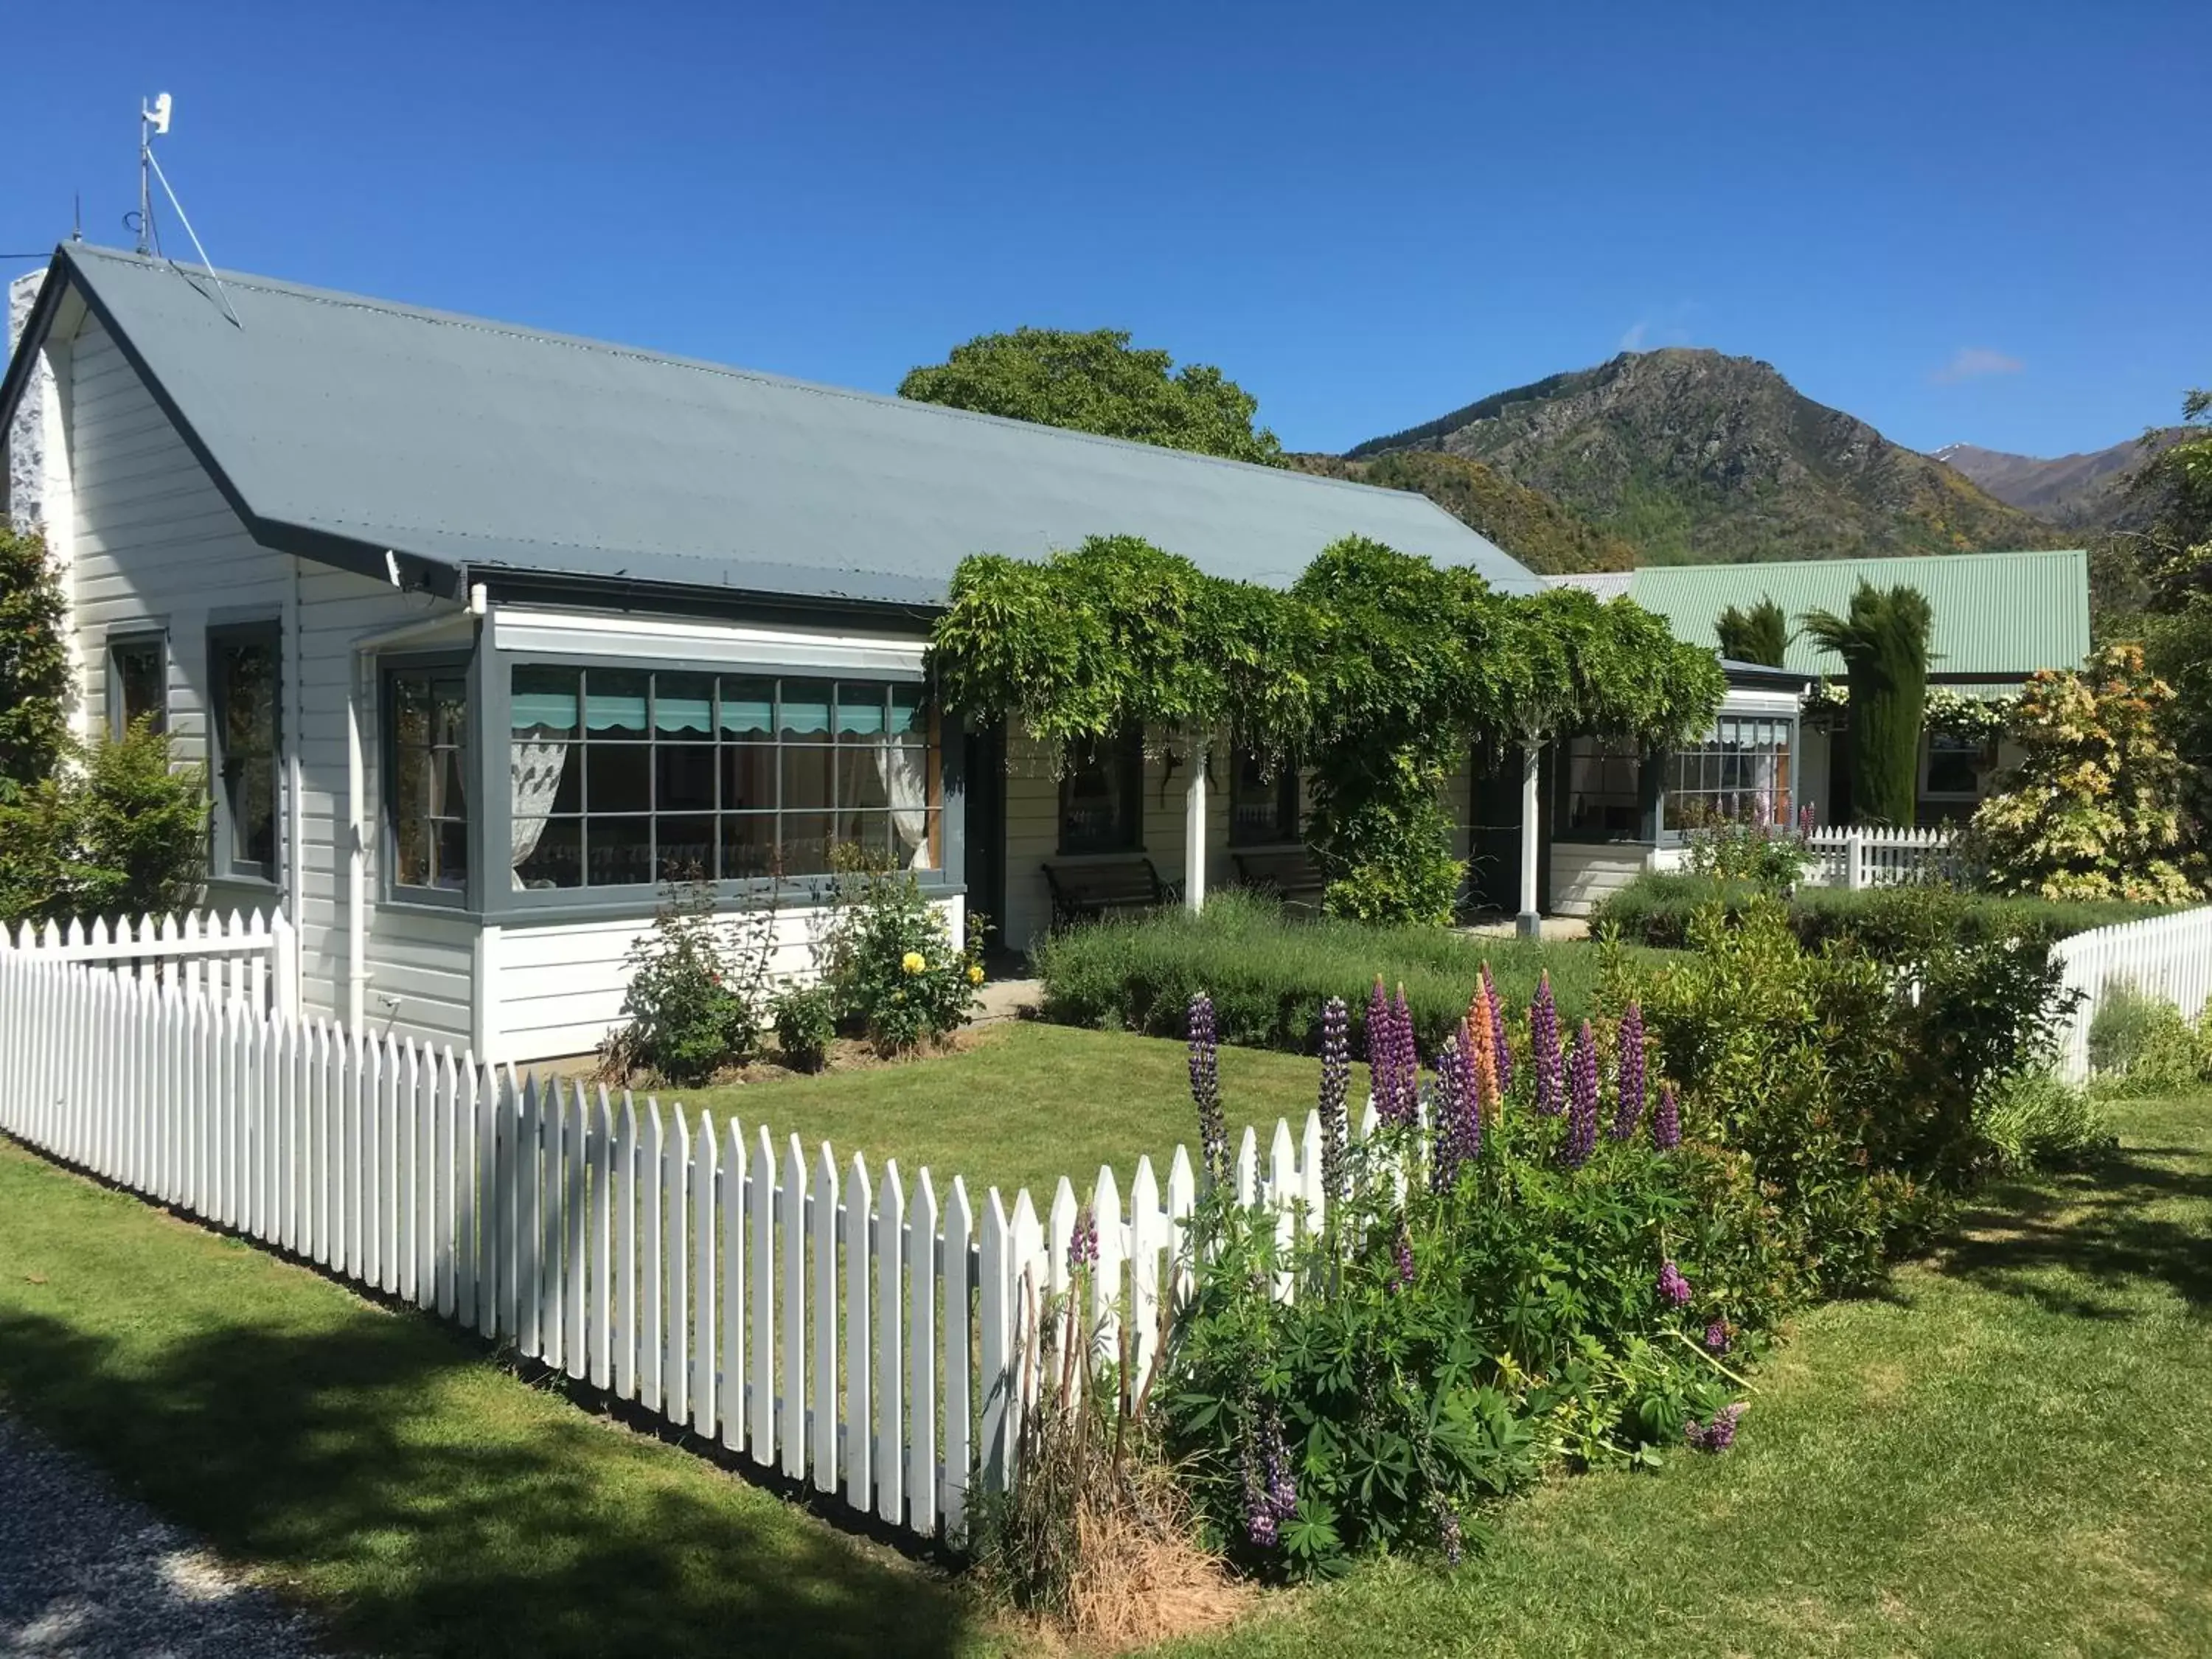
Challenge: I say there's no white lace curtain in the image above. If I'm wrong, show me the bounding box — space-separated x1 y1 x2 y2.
511 742 568 888
876 737 930 868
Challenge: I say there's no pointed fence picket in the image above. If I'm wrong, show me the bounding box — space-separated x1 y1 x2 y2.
0 938 1357 1554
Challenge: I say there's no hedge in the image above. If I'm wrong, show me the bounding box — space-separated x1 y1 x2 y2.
1031 890 1631 1054
1590 873 2172 957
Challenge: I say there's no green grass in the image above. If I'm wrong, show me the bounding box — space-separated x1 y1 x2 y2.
0 1143 1004 1659
684 1020 1354 1204
1158 1090 2212 1659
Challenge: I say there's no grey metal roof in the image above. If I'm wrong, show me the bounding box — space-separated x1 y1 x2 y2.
23 245 1543 609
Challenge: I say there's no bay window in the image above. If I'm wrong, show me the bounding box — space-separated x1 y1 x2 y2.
1662 715 1793 832
387 662 471 898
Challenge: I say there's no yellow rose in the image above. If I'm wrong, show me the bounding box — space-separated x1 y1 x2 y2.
901 950 926 975
966 964 985 985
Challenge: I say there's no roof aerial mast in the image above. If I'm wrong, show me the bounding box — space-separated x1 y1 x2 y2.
136 92 171 256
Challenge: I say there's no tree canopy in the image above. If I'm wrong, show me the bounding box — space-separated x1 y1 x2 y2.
898 327 1284 466
1801 582 1933 827
1716 597 1790 667
930 535 1724 922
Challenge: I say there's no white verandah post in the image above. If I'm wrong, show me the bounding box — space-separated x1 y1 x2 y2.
1517 741 1541 939
1183 733 1209 914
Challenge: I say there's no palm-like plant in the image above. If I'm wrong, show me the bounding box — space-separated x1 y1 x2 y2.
1800 582 1934 826
1715 597 1791 668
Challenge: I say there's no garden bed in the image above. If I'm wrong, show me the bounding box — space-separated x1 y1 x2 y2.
1031 891 1652 1055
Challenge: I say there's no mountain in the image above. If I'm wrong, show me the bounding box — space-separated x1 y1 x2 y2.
1349 347 2070 566
1933 432 2183 531
1293 449 1638 574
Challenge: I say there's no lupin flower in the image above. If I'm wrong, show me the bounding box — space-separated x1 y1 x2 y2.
1430 1023 1481 1192
1531 973 1564 1115
1652 1083 1681 1152
1483 963 1514 1095
1466 986 1501 1125
1189 992 1226 1185
1388 1214 1416 1293
1610 1001 1646 1141
1068 1205 1099 1272
1559 1020 1599 1169
1242 1408 1298 1545
1368 978 1419 1127
1391 984 1420 1126
1658 1258 1691 1305
1705 1318 1733 1354
1318 995 1351 1200
1686 1402 1745 1453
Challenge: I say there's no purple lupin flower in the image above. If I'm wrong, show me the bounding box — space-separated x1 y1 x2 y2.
1531 973 1564 1116
1242 1408 1298 1545
1705 1318 1733 1354
1391 985 1420 1127
1482 964 1514 1096
1558 1020 1599 1169
1610 1002 1646 1141
1430 1023 1479 1193
1318 996 1351 1201
1658 1259 1691 1306
1364 977 1397 1123
1189 992 1226 1186
1686 1402 1745 1453
1069 1205 1099 1272
1652 1083 1681 1152
1388 1214 1415 1293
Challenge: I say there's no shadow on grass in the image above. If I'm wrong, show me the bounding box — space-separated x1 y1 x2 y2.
0 1302 973 1659
1935 1141 2212 1318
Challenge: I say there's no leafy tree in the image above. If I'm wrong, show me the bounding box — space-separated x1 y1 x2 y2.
0 720 206 927
0 526 71 801
900 327 1284 466
1715 597 1790 667
1801 582 1933 826
1966 644 2200 903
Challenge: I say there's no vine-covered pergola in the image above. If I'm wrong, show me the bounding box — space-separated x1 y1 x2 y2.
929 535 1725 928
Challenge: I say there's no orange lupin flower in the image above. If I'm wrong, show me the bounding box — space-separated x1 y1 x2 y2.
1467 987 1501 1124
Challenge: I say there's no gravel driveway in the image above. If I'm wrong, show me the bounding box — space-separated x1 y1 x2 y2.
0 1415 341 1659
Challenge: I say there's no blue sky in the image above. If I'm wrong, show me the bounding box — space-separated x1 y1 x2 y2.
4 0 2204 459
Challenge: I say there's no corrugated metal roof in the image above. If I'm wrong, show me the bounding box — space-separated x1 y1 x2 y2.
1546 549 2088 679
36 245 1543 607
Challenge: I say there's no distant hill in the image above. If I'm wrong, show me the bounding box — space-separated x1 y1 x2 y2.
1933 431 2184 532
1293 450 1638 574
1349 347 2069 566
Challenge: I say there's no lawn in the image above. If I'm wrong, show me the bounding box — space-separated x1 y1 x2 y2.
1160 1089 2212 1659
3 1077 2206 1658
682 1020 1356 1205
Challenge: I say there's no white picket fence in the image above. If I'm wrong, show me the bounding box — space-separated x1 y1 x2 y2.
2051 906 2212 1081
5 907 295 1017
1804 826 1963 890
0 945 1344 1549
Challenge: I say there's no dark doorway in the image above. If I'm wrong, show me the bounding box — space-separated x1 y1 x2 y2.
961 720 1012 963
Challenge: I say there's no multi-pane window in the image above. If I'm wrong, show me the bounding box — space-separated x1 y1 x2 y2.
1922 730 1993 800
1228 745 1298 845
107 633 166 737
1663 716 1793 832
1058 728 1143 855
389 665 470 895
1559 737 1646 841
210 627 279 881
509 668 935 890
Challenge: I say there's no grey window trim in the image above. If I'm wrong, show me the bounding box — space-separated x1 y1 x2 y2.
1655 714 1801 844
490 652 950 914
104 626 169 740
380 650 476 913
206 619 282 888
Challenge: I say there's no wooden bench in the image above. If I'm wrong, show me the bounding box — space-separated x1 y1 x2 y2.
1231 846 1328 911
1041 857 1166 928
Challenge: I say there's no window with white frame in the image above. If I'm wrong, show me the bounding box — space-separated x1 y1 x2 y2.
1663 715 1793 832
509 667 935 890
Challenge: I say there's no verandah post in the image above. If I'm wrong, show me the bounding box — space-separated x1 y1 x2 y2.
1183 731 1208 914
1517 742 1542 939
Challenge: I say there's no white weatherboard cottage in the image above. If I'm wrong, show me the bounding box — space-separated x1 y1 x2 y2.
4 245 1561 1063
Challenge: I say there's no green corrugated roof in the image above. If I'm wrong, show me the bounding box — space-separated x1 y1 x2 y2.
1558 549 2089 681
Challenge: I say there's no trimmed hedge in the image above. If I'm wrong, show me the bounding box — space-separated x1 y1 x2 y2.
1590 873 2171 957
1032 889 1630 1054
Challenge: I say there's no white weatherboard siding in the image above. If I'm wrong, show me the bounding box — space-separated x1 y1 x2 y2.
494 899 967 1065
1549 844 1652 917
62 307 474 1045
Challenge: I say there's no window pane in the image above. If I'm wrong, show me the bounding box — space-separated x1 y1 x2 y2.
394 813 431 888
585 669 649 739
1060 731 1136 853
889 684 924 735
658 815 717 881
721 744 775 810
657 743 717 812
113 641 164 732
782 745 835 812
721 813 776 880
517 816 582 888
720 678 773 737
837 809 893 863
781 813 834 875
433 820 470 890
512 667 580 739
585 817 653 886
894 808 937 871
836 684 887 737
837 745 891 813
780 681 832 737
433 678 468 748
586 743 650 810
655 673 714 737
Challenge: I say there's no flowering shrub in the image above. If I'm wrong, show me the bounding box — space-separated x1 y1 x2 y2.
1678 809 1817 891
770 981 838 1073
821 855 987 1054
600 880 775 1086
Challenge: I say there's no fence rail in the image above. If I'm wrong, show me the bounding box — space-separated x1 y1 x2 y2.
0 945 1338 1548
6 907 294 1016
1803 826 1962 891
2051 905 2212 1081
